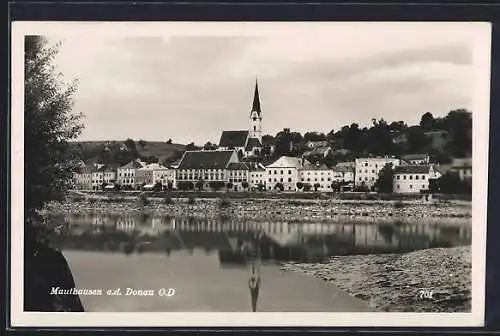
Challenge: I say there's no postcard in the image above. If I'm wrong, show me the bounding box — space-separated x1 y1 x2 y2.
10 21 491 327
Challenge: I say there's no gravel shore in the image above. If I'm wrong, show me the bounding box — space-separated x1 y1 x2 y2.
281 245 471 312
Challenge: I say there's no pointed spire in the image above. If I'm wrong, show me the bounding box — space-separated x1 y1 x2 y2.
251 78 261 115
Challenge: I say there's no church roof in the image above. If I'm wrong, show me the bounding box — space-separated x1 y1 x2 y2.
219 130 249 148
178 150 235 170
245 137 262 150
251 80 261 116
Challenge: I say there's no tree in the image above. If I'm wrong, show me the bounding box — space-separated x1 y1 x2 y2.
166 138 173 144
406 126 429 153
303 183 312 192
226 182 234 191
166 181 173 191
24 36 85 312
138 139 147 149
195 179 205 191
152 182 163 192
241 181 249 191
313 183 321 192
374 163 394 193
296 182 304 190
25 36 84 219
331 181 341 192
186 142 197 151
420 112 435 130
209 181 225 191
257 183 266 191
274 183 284 191
437 171 470 194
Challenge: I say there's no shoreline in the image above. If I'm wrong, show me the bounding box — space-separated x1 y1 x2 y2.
43 195 472 223
281 245 471 312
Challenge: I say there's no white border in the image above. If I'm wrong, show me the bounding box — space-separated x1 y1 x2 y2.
10 21 491 328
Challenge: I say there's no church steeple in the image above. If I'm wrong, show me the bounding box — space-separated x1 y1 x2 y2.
251 79 261 116
249 79 263 143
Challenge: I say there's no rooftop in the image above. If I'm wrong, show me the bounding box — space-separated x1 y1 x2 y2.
178 150 236 170
227 162 250 170
393 165 433 174
219 130 249 148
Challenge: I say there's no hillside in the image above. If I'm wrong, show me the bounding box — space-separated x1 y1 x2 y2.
70 140 186 165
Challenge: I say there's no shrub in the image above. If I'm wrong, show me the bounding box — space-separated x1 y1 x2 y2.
164 197 174 205
393 201 405 209
187 197 195 205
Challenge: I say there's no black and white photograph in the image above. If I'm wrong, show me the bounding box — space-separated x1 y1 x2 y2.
10 22 490 327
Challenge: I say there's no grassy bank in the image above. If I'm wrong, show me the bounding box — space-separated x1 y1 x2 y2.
281 245 471 312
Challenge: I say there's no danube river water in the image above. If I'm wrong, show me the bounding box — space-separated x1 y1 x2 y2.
48 213 471 312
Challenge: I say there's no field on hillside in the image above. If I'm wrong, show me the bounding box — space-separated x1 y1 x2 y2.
70 140 186 163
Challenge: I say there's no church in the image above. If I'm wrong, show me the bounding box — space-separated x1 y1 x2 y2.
217 80 264 158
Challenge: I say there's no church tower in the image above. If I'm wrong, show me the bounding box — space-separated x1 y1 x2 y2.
249 79 263 143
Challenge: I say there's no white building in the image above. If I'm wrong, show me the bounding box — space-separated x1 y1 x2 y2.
153 168 176 189
355 157 401 190
227 162 250 191
117 160 145 189
73 165 95 190
265 156 304 191
298 162 334 192
91 169 104 190
249 163 266 190
102 164 119 186
332 164 355 183
392 164 441 194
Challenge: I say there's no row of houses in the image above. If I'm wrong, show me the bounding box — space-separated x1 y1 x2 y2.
73 149 472 194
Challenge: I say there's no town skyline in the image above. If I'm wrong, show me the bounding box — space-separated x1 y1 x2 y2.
48 23 474 145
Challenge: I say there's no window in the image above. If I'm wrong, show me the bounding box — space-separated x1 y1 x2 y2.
397 175 400 180
280 170 284 175
280 178 283 182
403 175 407 180
254 126 256 131
268 178 271 182
288 178 292 182
415 175 419 180
410 184 413 189
422 175 426 180
301 178 304 181
372 170 375 173
288 170 291 174
409 175 413 180
365 163 368 167
274 170 277 174
397 184 400 189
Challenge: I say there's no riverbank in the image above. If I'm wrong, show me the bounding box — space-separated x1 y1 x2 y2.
281 245 471 312
42 195 471 223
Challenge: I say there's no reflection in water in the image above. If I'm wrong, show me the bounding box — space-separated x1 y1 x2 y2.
49 213 471 263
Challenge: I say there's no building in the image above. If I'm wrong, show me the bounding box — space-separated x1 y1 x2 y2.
265 156 304 191
153 168 176 189
305 140 329 149
298 162 334 192
135 163 169 188
176 150 239 189
117 160 145 189
355 157 401 190
302 146 333 163
392 164 441 194
91 168 104 190
332 164 355 183
101 164 120 186
401 153 430 165
227 162 250 191
248 163 266 190
218 80 263 157
450 158 472 181
73 165 95 190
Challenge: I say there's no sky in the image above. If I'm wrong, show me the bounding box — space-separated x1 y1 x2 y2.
47 22 476 145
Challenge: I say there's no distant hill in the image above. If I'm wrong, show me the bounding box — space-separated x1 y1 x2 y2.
69 140 186 165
